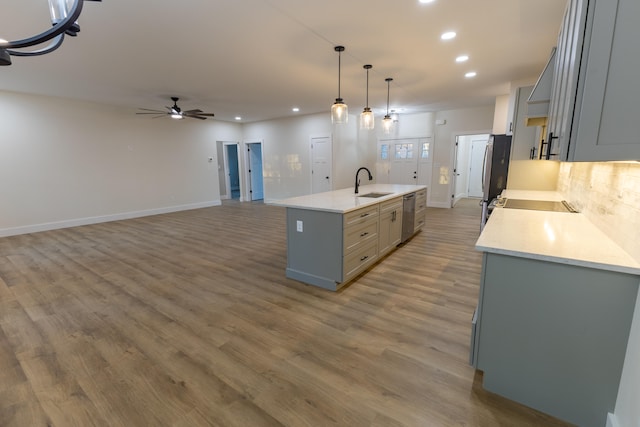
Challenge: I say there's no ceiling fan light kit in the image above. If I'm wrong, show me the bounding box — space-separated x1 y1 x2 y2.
0 0 101 66
136 97 215 121
331 45 348 125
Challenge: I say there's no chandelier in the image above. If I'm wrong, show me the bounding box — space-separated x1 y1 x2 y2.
0 0 101 66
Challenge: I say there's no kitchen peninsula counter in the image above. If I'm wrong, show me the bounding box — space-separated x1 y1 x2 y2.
271 184 427 291
473 190 640 426
269 184 425 213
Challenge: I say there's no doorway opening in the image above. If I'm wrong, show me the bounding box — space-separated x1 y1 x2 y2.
452 133 490 207
245 141 264 201
217 141 241 200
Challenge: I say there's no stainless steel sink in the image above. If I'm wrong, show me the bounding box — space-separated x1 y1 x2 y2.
358 192 392 198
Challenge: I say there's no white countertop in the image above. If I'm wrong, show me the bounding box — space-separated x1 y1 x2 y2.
269 184 426 213
477 191 640 275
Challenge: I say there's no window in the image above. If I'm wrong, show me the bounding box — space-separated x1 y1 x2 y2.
421 142 430 159
380 144 389 160
395 143 414 159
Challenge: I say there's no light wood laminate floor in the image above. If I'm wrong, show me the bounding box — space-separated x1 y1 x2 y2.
0 199 572 426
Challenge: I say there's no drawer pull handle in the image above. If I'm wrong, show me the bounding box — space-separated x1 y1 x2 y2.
360 255 369 261
360 232 369 237
360 213 369 218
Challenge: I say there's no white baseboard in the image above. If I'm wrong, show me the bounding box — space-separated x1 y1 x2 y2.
606 412 619 427
0 200 222 238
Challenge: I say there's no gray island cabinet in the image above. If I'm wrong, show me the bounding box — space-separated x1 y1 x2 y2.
473 206 640 427
271 184 426 291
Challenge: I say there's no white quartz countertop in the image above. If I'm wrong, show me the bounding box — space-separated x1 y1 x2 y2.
269 184 426 213
477 191 640 275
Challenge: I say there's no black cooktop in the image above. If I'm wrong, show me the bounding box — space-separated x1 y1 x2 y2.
502 199 577 213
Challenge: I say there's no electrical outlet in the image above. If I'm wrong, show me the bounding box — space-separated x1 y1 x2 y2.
296 220 303 232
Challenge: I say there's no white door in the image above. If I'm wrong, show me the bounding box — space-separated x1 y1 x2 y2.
311 135 332 193
453 137 470 205
389 141 417 185
247 143 264 201
416 138 433 187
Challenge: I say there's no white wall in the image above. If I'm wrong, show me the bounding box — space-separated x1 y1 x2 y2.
0 90 242 236
242 112 377 201
432 105 495 208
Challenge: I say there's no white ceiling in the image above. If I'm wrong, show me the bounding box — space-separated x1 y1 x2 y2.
1 0 567 123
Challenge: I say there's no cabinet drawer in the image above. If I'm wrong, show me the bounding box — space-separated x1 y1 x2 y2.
344 218 378 254
344 205 379 228
343 240 378 281
380 196 403 213
414 208 426 232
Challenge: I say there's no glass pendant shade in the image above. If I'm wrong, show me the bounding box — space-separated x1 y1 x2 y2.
360 108 375 130
331 99 348 124
360 64 374 130
331 46 348 124
382 115 393 134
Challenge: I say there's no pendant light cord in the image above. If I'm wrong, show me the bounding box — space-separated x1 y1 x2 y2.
338 49 341 99
366 67 369 107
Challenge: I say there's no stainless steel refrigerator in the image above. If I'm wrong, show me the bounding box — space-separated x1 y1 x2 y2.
480 134 511 230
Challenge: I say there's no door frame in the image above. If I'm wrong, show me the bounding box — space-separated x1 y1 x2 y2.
244 139 264 201
222 142 240 200
450 130 492 207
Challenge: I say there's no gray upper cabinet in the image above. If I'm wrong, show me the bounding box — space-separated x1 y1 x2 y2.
546 0 640 161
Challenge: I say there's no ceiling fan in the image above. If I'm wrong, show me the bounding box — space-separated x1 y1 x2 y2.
136 97 215 120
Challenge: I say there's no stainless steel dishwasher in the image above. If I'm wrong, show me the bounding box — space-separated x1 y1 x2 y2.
401 192 416 243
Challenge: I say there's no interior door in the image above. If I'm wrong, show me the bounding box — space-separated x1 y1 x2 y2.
453 137 470 205
311 135 332 193
247 143 264 201
389 141 417 185
468 137 489 197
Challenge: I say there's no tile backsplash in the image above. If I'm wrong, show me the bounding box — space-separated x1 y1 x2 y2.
557 161 640 262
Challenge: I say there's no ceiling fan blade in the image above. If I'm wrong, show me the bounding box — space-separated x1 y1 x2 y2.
185 115 207 120
136 112 167 115
138 108 165 113
183 109 203 114
190 113 215 117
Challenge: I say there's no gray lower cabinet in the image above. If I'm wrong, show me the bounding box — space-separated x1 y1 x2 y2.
378 197 403 257
285 204 379 291
473 253 639 427
414 189 426 233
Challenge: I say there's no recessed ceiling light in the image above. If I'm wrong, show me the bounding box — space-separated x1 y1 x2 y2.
419 0 435 4
465 71 477 78
441 31 456 40
292 107 300 112
235 116 242 121
456 55 469 63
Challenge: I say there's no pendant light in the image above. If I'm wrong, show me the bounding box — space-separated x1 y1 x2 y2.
383 77 394 134
331 46 348 124
360 64 375 130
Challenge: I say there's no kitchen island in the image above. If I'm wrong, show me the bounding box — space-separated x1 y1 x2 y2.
270 184 427 291
472 190 640 427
